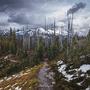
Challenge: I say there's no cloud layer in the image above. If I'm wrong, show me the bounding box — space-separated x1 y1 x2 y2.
0 0 90 35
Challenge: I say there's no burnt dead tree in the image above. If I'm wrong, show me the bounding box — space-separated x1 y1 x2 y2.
59 26 64 49
67 13 73 54
44 17 48 48
67 2 86 57
52 18 56 45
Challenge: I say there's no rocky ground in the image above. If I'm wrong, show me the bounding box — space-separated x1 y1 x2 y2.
38 62 54 90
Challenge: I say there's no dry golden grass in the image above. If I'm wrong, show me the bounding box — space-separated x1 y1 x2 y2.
0 64 43 90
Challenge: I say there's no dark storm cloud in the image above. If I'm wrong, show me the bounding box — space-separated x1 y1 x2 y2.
0 0 89 27
0 0 73 25
8 12 48 26
0 22 9 26
0 0 55 11
0 0 24 9
4 0 62 25
0 0 48 25
8 13 30 25
67 2 86 15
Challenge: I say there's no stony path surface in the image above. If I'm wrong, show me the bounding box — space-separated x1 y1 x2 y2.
38 62 53 90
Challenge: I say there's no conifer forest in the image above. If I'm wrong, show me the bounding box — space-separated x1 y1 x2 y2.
0 0 90 90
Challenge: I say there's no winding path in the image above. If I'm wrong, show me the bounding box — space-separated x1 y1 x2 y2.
38 62 53 90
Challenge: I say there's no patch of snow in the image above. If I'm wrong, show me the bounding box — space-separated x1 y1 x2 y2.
65 74 74 81
16 31 24 35
4 56 8 59
0 88 3 90
57 60 90 88
81 74 85 77
57 60 88 81
4 77 7 80
58 63 74 81
20 72 28 76
68 69 78 72
86 86 90 90
12 74 19 78
77 80 84 86
58 64 66 72
48 29 54 34
4 85 10 89
52 81 55 85
77 82 81 86
0 79 3 83
38 28 47 34
26 69 31 73
57 60 63 66
79 64 90 73
22 81 27 86
11 83 18 88
28 31 33 36
6 76 12 80
15 86 21 90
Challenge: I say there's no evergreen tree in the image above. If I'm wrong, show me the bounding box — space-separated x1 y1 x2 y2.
9 28 17 54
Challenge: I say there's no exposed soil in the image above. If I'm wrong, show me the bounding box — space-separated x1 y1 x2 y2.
38 62 53 90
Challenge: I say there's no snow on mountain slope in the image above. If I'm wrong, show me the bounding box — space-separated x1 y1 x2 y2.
16 27 55 37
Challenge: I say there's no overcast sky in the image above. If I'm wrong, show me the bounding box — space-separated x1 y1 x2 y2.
0 0 90 34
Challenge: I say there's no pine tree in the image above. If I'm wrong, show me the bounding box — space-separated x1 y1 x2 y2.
9 28 17 54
